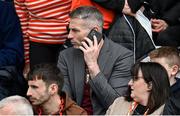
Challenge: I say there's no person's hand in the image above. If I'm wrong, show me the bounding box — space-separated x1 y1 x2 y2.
79 36 103 78
23 63 30 79
151 19 168 33
122 0 136 16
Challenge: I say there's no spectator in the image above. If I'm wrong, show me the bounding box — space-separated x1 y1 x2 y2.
14 0 71 78
0 0 23 68
106 62 170 115
127 0 180 46
70 0 115 35
92 0 156 61
26 63 87 115
149 46 180 114
0 95 33 115
150 1 180 46
0 0 27 100
58 6 133 115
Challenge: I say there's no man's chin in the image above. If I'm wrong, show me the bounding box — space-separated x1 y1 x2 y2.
30 100 40 106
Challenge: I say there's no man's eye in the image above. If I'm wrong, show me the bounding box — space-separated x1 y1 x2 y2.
71 28 80 33
31 85 38 89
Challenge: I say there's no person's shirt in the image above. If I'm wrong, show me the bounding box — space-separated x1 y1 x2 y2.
0 1 24 67
14 0 71 64
70 0 115 29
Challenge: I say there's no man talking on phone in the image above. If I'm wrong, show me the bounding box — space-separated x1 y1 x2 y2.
57 6 133 115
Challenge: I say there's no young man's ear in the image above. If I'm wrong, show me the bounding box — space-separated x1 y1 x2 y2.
171 65 179 77
48 84 58 95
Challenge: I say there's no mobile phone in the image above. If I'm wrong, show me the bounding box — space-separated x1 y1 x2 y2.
87 29 102 44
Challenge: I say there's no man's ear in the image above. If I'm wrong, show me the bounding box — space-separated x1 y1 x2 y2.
147 82 152 91
93 26 100 32
171 65 179 77
48 84 58 95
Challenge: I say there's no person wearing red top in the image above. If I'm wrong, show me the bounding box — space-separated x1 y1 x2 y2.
26 63 87 115
14 0 71 78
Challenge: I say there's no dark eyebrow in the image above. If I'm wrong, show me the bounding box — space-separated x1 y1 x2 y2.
29 85 38 88
69 28 80 32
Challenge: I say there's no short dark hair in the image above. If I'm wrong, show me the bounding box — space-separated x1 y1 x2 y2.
69 6 104 31
27 63 64 95
126 62 170 114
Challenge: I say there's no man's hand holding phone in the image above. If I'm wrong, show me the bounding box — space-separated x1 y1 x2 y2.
79 31 103 78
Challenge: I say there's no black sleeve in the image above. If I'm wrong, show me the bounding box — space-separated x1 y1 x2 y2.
127 0 144 13
162 2 180 25
92 0 125 13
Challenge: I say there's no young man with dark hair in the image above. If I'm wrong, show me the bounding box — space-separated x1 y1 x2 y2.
26 63 87 115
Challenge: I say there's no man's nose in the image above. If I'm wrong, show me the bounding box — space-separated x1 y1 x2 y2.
67 31 73 40
26 88 32 96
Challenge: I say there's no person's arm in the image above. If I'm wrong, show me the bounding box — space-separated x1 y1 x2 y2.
151 2 180 33
79 37 133 109
0 2 23 67
127 0 144 13
92 0 125 13
14 0 29 64
162 2 180 26
14 0 30 77
89 51 133 109
57 52 73 99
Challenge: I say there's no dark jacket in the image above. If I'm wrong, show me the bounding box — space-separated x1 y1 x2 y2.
127 0 180 25
0 66 27 100
0 1 24 67
92 0 155 61
163 78 180 115
128 0 180 46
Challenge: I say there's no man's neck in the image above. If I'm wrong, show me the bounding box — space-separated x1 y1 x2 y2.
41 95 61 115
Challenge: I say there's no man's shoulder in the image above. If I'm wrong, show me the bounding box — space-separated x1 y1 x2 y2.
59 47 82 60
60 47 76 56
106 38 133 55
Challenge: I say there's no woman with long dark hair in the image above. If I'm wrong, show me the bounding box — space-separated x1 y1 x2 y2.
106 62 170 115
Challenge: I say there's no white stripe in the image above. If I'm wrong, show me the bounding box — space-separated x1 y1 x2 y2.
30 37 66 42
27 1 57 10
28 30 68 35
47 11 69 19
29 26 66 30
27 0 70 12
25 0 50 6
29 22 68 25
35 3 71 16
29 35 67 39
